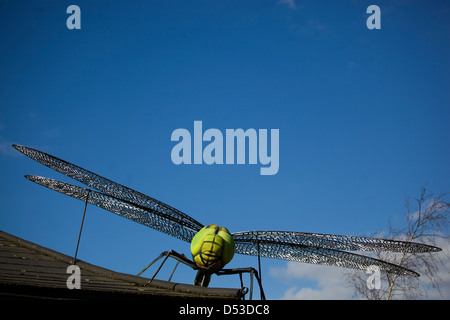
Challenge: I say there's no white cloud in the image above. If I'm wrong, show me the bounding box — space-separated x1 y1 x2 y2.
418 238 450 299
270 262 354 300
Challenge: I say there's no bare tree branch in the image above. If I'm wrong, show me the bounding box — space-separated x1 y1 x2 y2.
345 187 449 300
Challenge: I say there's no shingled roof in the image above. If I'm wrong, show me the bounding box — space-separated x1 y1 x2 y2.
0 230 244 300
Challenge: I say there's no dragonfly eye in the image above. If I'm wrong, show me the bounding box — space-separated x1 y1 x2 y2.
191 225 235 272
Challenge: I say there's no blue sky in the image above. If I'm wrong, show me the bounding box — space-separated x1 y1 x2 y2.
1 1 449 299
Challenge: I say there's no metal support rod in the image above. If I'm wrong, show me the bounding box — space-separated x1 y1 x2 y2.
257 241 262 284
250 269 254 300
256 241 265 300
253 269 266 300
74 189 90 264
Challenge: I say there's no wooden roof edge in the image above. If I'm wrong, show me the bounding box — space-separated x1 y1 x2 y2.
0 230 245 299
0 230 76 265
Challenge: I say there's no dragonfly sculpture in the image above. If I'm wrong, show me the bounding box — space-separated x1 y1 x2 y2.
13 144 441 290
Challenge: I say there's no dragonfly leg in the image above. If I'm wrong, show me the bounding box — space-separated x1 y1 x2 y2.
137 250 199 284
216 267 266 300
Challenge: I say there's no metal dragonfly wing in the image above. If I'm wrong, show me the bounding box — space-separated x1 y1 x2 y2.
25 175 200 243
14 144 441 277
13 144 204 243
232 231 440 277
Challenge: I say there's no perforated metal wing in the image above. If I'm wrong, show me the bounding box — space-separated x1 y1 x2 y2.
234 236 417 276
26 175 198 242
232 231 441 277
232 231 440 253
13 144 204 235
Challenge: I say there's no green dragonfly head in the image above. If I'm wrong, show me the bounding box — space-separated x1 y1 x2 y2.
190 224 235 272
